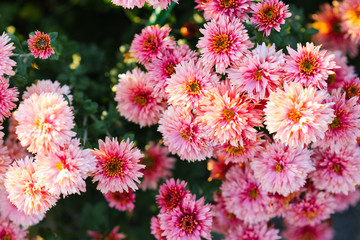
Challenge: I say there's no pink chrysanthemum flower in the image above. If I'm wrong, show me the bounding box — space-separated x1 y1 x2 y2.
28 31 55 59
4 156 58 215
333 189 360 212
343 76 360 105
166 60 219 110
227 43 285 100
104 190 135 212
0 32 16 76
150 216 166 240
34 138 96 196
203 0 252 21
0 77 18 122
221 165 275 224
92 137 144 194
197 81 263 147
158 106 213 162
156 178 190 213
284 42 338 89
111 0 146 8
194 0 208 11
309 146 360 195
251 142 314 196
88 226 126 240
23 79 73 104
15 92 76 154
264 83 335 148
339 0 360 44
313 90 360 150
0 189 45 227
130 25 174 65
284 188 335 226
0 220 28 240
282 222 334 240
139 141 176 190
115 68 167 128
147 0 178 9
250 0 291 36
0 143 11 185
225 222 281 240
197 15 253 73
158 194 213 240
147 45 199 99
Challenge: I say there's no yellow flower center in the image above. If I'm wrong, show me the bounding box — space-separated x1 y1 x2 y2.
274 163 284 172
253 69 263 81
326 73 337 84
187 78 201 95
103 157 124 177
223 108 235 121
140 155 156 171
212 34 231 53
288 109 302 123
143 35 158 51
56 161 65 171
219 0 237 8
180 214 197 234
165 62 176 76
35 36 50 50
344 84 360 99
299 55 320 75
134 95 147 106
332 163 342 175
330 116 342 130
224 144 246 156
248 186 259 200
258 6 279 25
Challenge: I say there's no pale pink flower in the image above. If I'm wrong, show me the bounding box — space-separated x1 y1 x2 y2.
130 25 174 65
92 137 144 194
15 92 76 154
0 77 18 122
156 178 190 213
147 0 178 9
0 32 16 76
221 165 275 224
250 0 291 36
194 0 208 11
22 79 73 104
0 220 28 240
309 146 360 195
111 0 146 8
0 144 11 186
115 68 167 128
88 226 126 240
34 138 96 196
4 156 58 215
284 42 338 89
264 83 335 148
333 189 360 212
166 60 219 110
203 0 252 21
225 222 281 240
282 222 334 240
251 142 314 196
139 141 176 190
343 76 360 104
28 31 55 59
227 43 285 100
197 15 253 73
104 190 135 212
150 216 166 240
158 194 212 240
158 106 213 162
339 0 360 44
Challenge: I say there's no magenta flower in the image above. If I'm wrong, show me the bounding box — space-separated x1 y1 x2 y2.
111 0 146 8
156 178 190 213
0 220 28 240
104 190 135 212
28 31 55 59
225 222 281 240
0 77 18 122
150 216 166 240
203 0 252 21
282 222 334 240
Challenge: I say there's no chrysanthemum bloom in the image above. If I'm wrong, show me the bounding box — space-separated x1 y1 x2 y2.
197 81 263 147
197 15 253 73
309 146 360 195
156 178 190 213
158 194 212 240
194 0 208 11
0 220 28 240
0 32 16 76
0 77 18 122
311 3 359 58
0 144 11 185
130 25 174 65
333 189 360 212
251 142 314 196
282 222 334 240
221 165 275 224
34 138 96 196
203 0 252 21
264 83 335 148
151 216 166 240
115 68 167 128
4 156 58 215
0 189 45 227
166 60 219 110
104 190 135 212
284 42 338 89
15 93 75 154
92 137 144 194
147 0 178 9
207 154 232 181
339 0 360 44
225 222 281 240
22 79 73 104
158 106 213 161
227 43 285 100
28 31 55 59
88 226 126 240
139 141 176 190
284 188 335 226
250 0 291 36
111 0 146 8
343 76 360 104
147 45 199 99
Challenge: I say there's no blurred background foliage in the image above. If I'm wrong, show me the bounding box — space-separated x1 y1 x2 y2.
0 0 359 239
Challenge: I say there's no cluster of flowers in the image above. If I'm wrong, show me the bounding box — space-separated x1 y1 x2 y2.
111 0 177 9
112 0 360 239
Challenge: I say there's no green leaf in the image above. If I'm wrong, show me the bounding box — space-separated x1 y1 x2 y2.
49 32 58 43
11 75 27 86
8 34 23 52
